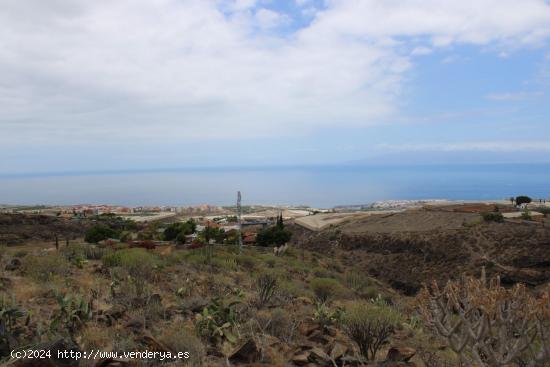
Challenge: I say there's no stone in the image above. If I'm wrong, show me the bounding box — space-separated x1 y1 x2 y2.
228 338 261 364
329 342 348 360
5 258 21 271
291 351 310 366
386 346 416 362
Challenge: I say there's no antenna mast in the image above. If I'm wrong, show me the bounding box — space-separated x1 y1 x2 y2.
237 191 243 252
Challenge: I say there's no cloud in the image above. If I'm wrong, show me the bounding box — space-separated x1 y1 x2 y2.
411 46 433 56
254 8 288 29
0 0 549 147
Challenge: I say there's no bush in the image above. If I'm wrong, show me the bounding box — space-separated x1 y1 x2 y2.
343 272 372 293
159 324 205 366
256 272 278 306
85 225 116 243
118 248 158 280
102 248 158 280
310 277 347 304
343 301 401 361
254 308 297 343
481 212 504 223
22 254 70 281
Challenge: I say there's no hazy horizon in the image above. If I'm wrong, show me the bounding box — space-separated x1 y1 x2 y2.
2 163 549 208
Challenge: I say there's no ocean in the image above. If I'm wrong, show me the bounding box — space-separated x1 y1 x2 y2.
1 164 549 208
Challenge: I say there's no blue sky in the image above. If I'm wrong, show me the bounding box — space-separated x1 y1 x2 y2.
1 0 549 173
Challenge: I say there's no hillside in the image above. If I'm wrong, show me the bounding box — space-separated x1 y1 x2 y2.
292 209 550 295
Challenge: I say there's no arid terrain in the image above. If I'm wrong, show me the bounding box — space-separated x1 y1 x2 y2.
1 204 549 366
293 208 550 295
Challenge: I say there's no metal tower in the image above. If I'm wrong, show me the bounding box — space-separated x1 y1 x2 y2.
237 191 243 251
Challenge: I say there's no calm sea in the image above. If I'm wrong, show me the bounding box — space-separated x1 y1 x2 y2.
1 164 549 207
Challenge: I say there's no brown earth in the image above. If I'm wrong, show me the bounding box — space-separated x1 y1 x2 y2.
290 209 550 295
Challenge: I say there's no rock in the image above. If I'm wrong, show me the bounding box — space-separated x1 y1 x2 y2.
5 258 21 271
309 347 331 366
124 318 143 330
228 338 261 364
295 296 313 305
307 329 332 344
291 351 310 365
329 342 348 360
298 322 318 337
180 296 209 313
138 334 171 353
386 346 416 362
104 304 127 320
7 339 80 367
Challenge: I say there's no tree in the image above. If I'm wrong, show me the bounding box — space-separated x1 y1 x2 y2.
163 220 196 241
85 225 116 243
515 195 532 206
256 226 291 247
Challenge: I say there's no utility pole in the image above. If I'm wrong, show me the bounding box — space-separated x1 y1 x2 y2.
237 191 243 253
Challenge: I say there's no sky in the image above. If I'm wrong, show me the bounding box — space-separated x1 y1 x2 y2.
1 0 550 173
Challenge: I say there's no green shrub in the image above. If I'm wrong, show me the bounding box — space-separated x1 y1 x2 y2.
102 248 157 280
343 272 372 292
313 266 334 278
22 254 70 281
314 302 344 329
361 286 380 300
163 220 196 241
521 209 532 220
256 272 278 306
85 225 117 243
481 212 504 223
310 277 347 304
102 251 123 267
278 281 311 301
118 248 158 280
195 298 241 344
343 301 402 361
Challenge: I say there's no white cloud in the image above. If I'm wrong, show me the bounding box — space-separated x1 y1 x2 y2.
411 46 432 56
254 8 288 29
0 0 549 146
